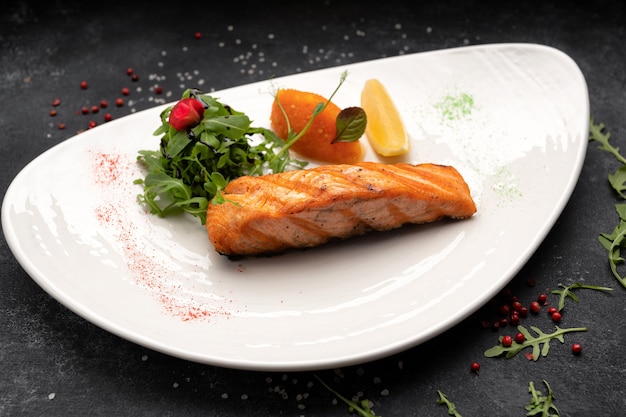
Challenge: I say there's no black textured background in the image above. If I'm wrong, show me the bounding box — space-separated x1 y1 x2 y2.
2 1 625 416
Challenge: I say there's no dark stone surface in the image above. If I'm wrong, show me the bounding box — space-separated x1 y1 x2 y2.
1 1 625 415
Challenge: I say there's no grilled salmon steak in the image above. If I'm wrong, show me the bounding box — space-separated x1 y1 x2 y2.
206 162 476 256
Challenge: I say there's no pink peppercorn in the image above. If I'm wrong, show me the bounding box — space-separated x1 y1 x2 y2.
501 335 513 347
470 362 480 373
80 81 88 89
572 343 582 354
530 301 541 314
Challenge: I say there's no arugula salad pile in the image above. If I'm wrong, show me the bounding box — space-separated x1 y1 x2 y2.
134 89 307 225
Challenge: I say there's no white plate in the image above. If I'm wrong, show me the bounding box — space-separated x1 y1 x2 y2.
2 44 588 371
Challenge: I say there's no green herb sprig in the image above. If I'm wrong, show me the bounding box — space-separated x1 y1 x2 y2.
525 380 559 417
589 117 626 288
436 391 463 417
483 325 587 361
550 282 613 312
314 375 381 417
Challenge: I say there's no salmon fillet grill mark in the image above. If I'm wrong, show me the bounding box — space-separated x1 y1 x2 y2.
206 162 477 257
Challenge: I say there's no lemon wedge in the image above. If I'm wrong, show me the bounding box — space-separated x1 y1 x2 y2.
360 78 410 157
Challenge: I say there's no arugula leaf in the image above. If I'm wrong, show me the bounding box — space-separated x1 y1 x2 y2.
436 391 463 417
550 282 613 311
314 375 381 417
598 203 626 288
608 166 626 199
483 325 587 361
589 117 626 166
525 380 559 417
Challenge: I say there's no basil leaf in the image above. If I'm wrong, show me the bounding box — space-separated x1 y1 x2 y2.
333 106 367 143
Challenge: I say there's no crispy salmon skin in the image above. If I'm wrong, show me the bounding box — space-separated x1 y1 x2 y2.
206 162 476 257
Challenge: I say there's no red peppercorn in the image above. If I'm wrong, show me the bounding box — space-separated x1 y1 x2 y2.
57 122 66 130
100 100 108 108
80 81 88 89
501 335 513 347
498 317 508 328
511 301 523 312
547 307 558 315
51 98 61 106
154 86 163 94
499 304 510 316
509 312 520 325
49 110 57 117
519 306 529 317
481 320 491 329
115 98 124 107
88 120 97 129
91 105 99 113
81 106 89 115
121 87 130 95
530 301 541 313
131 73 139 82
104 113 113 122
194 31 202 39
572 343 582 354
537 293 548 304
126 67 133 75
527 278 537 287
551 312 562 323
515 332 525 344
470 362 480 373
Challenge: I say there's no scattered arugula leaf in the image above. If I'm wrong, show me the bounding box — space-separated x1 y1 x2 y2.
589 117 626 167
589 117 626 288
598 204 626 288
525 380 559 417
483 325 587 361
314 375 381 417
550 282 613 311
436 391 462 417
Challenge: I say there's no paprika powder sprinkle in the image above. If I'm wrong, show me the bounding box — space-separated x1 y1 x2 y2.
90 150 237 322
